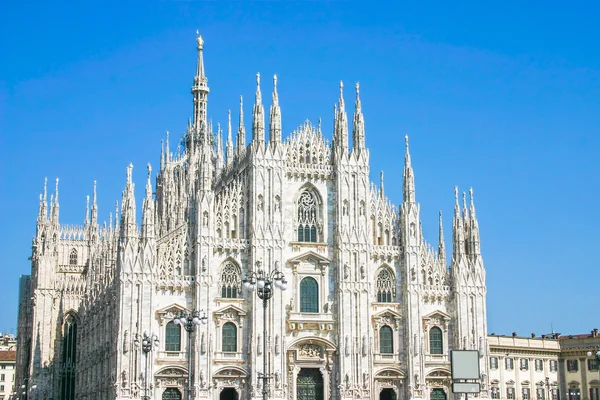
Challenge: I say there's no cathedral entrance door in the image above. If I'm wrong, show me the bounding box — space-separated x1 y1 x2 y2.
380 388 397 400
162 387 182 400
297 368 324 400
220 387 239 400
431 389 446 400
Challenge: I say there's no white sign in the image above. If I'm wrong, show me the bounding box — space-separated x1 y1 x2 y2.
453 382 481 393
451 350 480 380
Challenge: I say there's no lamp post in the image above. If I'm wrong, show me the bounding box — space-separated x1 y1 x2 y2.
141 331 160 400
243 261 287 400
173 310 208 400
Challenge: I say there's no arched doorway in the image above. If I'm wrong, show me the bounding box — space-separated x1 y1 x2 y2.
431 389 446 400
220 387 239 400
380 388 397 400
297 368 324 400
162 387 182 400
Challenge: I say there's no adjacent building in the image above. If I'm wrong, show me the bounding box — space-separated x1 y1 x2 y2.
558 330 600 400
0 350 16 400
15 35 489 400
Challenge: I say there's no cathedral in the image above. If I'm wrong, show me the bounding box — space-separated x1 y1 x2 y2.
15 35 489 400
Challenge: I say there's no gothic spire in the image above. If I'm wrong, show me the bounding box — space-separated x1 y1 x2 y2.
216 123 224 171
269 74 282 144
403 135 415 203
352 82 365 152
226 110 234 163
237 96 246 154
438 211 446 264
38 177 48 222
120 163 137 238
192 33 210 144
469 188 481 255
453 186 465 257
334 81 349 152
142 163 155 239
252 73 265 143
91 180 98 227
51 178 59 225
85 195 90 225
380 170 385 197
160 139 165 170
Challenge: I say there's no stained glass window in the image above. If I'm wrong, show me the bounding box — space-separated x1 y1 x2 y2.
376 268 395 302
380 325 393 354
297 191 318 242
429 326 443 354
300 277 319 313
165 321 181 352
220 262 241 298
222 322 237 352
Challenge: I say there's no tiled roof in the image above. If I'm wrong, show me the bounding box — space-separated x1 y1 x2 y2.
0 350 16 362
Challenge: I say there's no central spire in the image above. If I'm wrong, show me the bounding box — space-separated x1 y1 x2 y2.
269 74 282 144
252 73 265 143
192 32 210 145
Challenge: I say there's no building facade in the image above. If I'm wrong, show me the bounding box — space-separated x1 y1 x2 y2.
487 334 560 400
0 350 16 400
16 36 489 400
558 330 600 400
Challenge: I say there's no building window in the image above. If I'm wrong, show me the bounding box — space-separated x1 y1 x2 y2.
0 384 3 392
505 358 514 370
588 359 599 371
568 387 581 400
590 388 599 400
507 387 515 400
69 248 77 265
300 277 319 313
549 360 558 372
429 327 443 355
297 191 318 242
380 325 393 354
490 357 499 370
61 314 77 400
552 389 559 400
376 268 395 302
165 321 181 352
537 387 545 400
220 262 241 298
567 360 578 372
0 375 3 382
535 359 543 371
520 358 529 370
222 322 237 352
523 388 531 400
431 389 446 400
491 386 500 399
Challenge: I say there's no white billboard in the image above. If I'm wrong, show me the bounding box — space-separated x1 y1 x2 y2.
451 350 480 380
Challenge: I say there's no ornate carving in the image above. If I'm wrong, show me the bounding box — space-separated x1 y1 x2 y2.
299 343 322 358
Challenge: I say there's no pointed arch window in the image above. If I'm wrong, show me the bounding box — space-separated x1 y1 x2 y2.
60 314 77 400
429 326 443 354
220 262 241 298
297 191 318 242
379 325 393 354
222 322 237 352
300 277 319 313
165 321 181 352
376 268 395 302
69 249 78 265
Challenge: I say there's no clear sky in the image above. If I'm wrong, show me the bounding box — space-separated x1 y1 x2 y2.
1 1 599 337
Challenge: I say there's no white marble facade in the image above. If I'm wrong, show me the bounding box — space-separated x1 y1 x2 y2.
17 35 489 400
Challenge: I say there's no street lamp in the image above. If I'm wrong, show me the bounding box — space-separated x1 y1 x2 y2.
141 331 160 400
173 310 208 400
243 261 287 400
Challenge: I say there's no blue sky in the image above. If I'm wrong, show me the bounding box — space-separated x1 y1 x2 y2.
1 1 599 336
